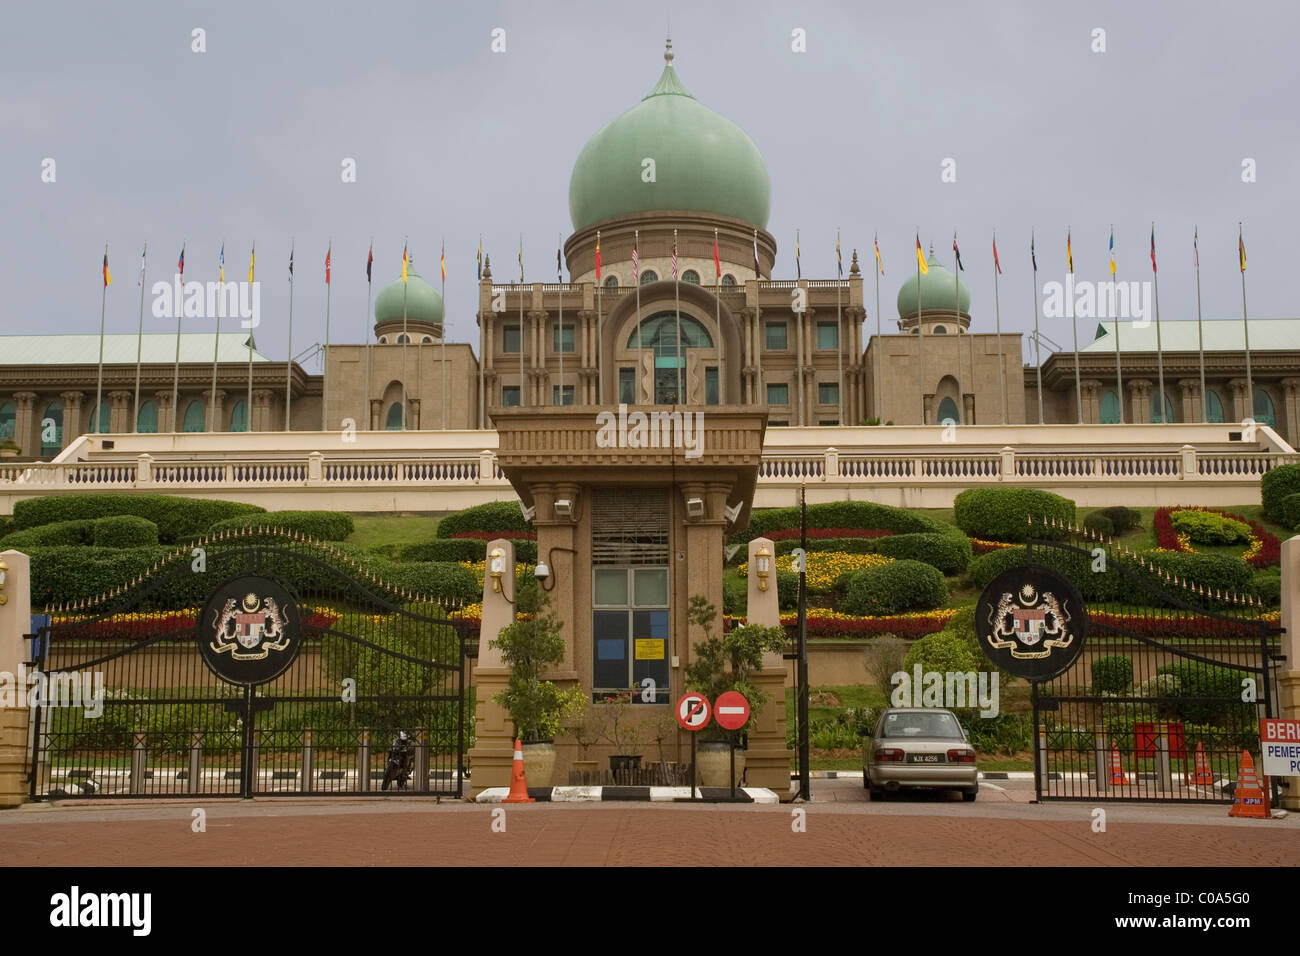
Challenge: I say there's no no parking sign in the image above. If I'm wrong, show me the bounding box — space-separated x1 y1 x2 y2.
676 693 711 731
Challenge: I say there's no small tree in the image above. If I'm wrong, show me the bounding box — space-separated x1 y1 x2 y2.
683 595 786 741
595 690 645 754
489 585 583 743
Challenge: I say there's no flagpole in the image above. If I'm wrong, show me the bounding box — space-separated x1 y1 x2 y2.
993 231 1005 424
478 241 485 427
1194 228 1207 421
171 242 184 433
365 241 374 430
874 236 882 422
1240 222 1253 417
674 228 682 404
1069 230 1082 424
402 239 409 428
557 234 563 409
636 230 642 403
1031 233 1043 424
210 242 223 432
246 241 255 429
133 242 147 431
716 228 723 402
1152 223 1165 423
324 241 333 431
596 231 603 404
519 235 526 407
285 241 295 431
441 240 447 428
952 234 964 425
917 236 926 425
836 228 843 424
95 241 109 435
795 229 803 424
754 229 762 406
1112 228 1123 424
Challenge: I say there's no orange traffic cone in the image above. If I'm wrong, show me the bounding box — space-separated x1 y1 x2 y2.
1109 742 1129 786
1187 742 1214 786
502 738 535 804
1228 751 1268 819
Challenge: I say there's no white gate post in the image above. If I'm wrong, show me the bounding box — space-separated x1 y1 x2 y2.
0 550 31 807
1278 536 1300 809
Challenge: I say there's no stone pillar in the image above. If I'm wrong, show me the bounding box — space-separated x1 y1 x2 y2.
1178 379 1200 425
408 398 421 431
12 392 35 458
204 389 227 432
467 538 518 795
963 392 975 425
369 398 383 432
0 551 31 807
1282 378 1300 447
251 389 273 432
1228 378 1249 423
108 390 132 433
59 391 84 449
154 389 176 432
1278 536 1300 809
744 536 788 792
1128 378 1152 424
1078 380 1100 424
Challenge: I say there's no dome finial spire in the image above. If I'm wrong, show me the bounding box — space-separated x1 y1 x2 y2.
664 34 674 65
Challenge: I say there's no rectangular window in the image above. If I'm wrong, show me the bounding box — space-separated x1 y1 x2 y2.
619 368 635 404
705 367 719 405
818 382 840 405
765 321 788 350
552 322 575 354
767 383 789 405
552 385 575 406
817 322 839 350
769 420 789 427
818 419 840 426
502 386 521 407
502 325 521 353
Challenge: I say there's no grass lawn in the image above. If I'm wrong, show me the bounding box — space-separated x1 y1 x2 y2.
347 514 441 553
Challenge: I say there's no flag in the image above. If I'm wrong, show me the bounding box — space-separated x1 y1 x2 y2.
1031 233 1037 272
442 241 447 284
102 250 112 287
633 231 640 278
993 234 1001 275
795 230 801 279
402 242 409 284
1239 227 1246 272
915 235 928 274
556 244 561 281
178 244 185 279
1109 228 1116 275
874 234 884 276
219 242 225 283
517 235 523 282
1194 227 1199 270
713 229 720 279
952 233 964 271
1150 225 1158 273
366 243 373 284
248 244 255 284
595 231 602 281
672 232 678 279
476 236 482 281
836 230 842 278
138 245 147 286
1066 231 1073 273
288 245 294 279
325 246 331 285
753 229 759 278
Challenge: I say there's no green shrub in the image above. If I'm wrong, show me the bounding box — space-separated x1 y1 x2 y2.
1141 551 1254 606
0 519 97 549
723 576 747 616
769 529 971 574
91 515 159 548
1169 509 1250 546
902 629 984 676
205 510 355 542
1100 506 1140 533
842 560 947 616
435 501 532 539
953 488 1075 543
736 500 944 542
1261 463 1300 523
1279 493 1300 529
1082 512 1114 537
398 539 485 562
1091 655 1134 693
776 569 799 610
967 713 1033 755
1155 661 1254 726
12 494 264 543
1252 569 1281 605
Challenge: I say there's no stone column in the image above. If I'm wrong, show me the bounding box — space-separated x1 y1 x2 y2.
204 389 227 432
408 398 421 431
744 535 789 791
1127 378 1152 424
1228 378 1249 423
1282 379 1300 447
251 388 273 432
12 392 35 459
963 392 975 426
154 390 176 433
467 538 518 795
1178 379 1199 425
0 551 32 807
108 390 132 433
59 391 84 449
369 398 383 432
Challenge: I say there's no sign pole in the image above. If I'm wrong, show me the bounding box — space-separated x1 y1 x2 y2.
729 732 736 802
691 732 697 802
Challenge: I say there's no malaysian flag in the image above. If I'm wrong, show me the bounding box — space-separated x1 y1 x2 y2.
672 231 678 278
632 230 640 278
753 229 759 278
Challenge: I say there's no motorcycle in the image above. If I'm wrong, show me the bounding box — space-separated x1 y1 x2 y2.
381 730 416 791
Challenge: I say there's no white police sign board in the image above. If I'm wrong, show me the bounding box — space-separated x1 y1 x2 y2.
1260 719 1300 777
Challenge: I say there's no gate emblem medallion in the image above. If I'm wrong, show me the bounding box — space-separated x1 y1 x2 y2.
976 565 1087 681
199 575 303 685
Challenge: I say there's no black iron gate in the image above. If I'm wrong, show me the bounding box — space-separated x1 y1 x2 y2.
1022 538 1282 803
26 528 469 799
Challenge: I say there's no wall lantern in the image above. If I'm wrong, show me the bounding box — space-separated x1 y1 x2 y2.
755 546 771 592
488 547 506 592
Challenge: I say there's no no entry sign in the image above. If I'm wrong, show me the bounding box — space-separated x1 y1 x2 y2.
714 691 751 731
676 693 711 731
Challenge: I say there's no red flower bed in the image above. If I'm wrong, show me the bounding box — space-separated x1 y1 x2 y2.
55 611 342 642
450 530 537 540
1153 506 1279 568
765 527 893 541
1089 609 1277 640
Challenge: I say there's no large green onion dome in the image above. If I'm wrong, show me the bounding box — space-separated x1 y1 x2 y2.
568 40 772 232
896 248 971 318
374 267 444 326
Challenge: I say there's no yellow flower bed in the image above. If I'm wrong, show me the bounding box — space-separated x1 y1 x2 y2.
737 551 893 592
460 560 537 580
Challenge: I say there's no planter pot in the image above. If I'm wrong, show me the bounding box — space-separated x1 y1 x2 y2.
0 447 18 459
570 759 600 785
696 741 745 788
609 754 642 772
521 742 555 788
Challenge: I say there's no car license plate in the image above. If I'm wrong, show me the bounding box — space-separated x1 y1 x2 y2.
907 754 944 763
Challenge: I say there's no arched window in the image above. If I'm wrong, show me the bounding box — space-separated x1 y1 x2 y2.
0 401 15 442
932 325 948 335
1205 389 1225 423
721 274 736 287
379 335 388 344
396 334 411 344
40 402 62 456
230 400 248 433
627 313 715 404
937 396 960 425
1100 389 1121 424
682 269 700 285
1253 389 1277 427
385 402 404 430
182 400 205 432
136 400 158 433
1150 392 1175 423
89 400 111 434
604 275 618 290
639 270 658 285
422 335 433 344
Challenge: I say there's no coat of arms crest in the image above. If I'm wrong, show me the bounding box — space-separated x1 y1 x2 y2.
210 591 291 661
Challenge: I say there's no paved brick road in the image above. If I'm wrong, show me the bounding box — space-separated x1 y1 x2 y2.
2 782 1295 867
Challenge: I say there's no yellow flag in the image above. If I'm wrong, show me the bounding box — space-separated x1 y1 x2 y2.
248 245 256 283
915 236 928 275
402 243 409 284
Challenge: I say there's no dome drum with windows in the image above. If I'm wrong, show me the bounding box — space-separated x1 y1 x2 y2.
374 264 444 345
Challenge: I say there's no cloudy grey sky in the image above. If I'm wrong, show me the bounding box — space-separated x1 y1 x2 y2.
2 0 1296 370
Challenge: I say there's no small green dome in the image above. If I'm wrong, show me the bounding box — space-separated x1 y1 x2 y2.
375 268 444 326
568 42 771 231
896 249 971 318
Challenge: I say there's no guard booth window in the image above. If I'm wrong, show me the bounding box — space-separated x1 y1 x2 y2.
591 487 670 703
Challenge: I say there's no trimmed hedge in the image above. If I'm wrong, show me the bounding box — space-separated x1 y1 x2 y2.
1099 506 1140 533
398 537 538 564
1278 493 1300 530
435 501 532 539
1261 463 1300 524
206 510 355 542
737 500 941 542
770 531 971 575
12 494 264 544
1169 509 1250 545
902 629 984 680
841 560 948 616
953 488 1075 543
1082 512 1114 537
1092 655 1134 693
91 515 159 548
0 519 96 549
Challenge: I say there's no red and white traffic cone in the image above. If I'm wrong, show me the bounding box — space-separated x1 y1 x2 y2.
502 738 535 804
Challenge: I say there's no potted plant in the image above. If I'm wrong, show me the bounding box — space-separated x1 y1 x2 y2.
563 698 603 782
684 595 787 787
489 585 584 787
0 439 19 459
596 690 645 772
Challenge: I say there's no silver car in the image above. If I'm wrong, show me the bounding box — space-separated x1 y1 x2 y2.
862 708 979 801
